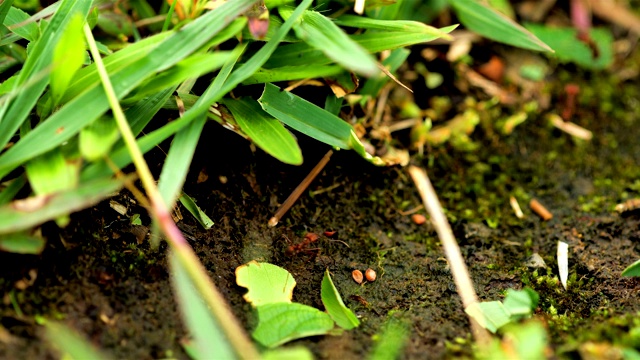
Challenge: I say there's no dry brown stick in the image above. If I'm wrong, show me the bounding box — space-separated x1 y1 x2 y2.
408 166 490 344
268 150 333 227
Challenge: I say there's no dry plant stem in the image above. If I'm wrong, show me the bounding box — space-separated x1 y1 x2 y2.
530 198 553 221
268 149 333 227
83 24 259 359
408 166 490 344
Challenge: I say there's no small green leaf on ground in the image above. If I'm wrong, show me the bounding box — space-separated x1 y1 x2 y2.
502 288 539 318
235 261 296 306
253 302 334 348
321 269 359 330
223 98 303 165
465 301 511 333
622 259 640 277
0 232 46 254
449 0 552 52
178 193 214 229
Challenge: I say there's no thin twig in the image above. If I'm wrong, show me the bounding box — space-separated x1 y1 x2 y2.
269 150 333 227
408 166 490 344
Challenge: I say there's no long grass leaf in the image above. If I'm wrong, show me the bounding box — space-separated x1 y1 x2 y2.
242 65 343 85
44 322 111 360
0 0 257 180
335 14 453 40
449 0 552 52
3 6 39 42
0 176 129 234
265 25 457 68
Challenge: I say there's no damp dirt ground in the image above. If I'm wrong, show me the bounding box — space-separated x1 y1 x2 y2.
1 64 640 358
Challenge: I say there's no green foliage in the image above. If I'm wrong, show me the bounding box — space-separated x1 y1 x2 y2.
321 268 360 330
43 321 111 360
622 259 640 277
465 288 539 333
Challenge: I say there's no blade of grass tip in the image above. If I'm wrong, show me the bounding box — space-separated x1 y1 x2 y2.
163 0 178 32
83 22 260 360
407 165 490 345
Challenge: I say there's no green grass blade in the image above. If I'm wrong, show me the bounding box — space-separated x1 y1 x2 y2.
25 148 80 195
0 0 257 180
0 0 93 149
242 65 343 85
0 175 26 206
50 13 85 106
449 0 552 52
280 9 379 77
0 232 46 254
265 25 457 68
335 14 453 40
169 252 234 359
223 97 302 165
178 193 214 229
360 48 410 97
0 176 129 235
3 6 39 42
44 321 111 360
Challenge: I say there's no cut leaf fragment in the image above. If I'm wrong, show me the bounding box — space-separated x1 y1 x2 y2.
321 269 359 330
558 241 569 290
178 193 214 229
235 261 296 306
622 259 640 277
253 302 334 348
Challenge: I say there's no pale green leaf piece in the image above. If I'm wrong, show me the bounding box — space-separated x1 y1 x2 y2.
51 13 85 106
178 193 214 229
265 25 457 68
262 346 314 360
0 232 46 254
25 148 80 196
622 259 640 277
0 176 129 235
321 269 359 330
80 116 120 161
525 24 613 70
169 252 235 360
279 8 379 77
369 317 410 360
223 97 302 165
44 321 111 360
253 302 334 348
465 301 511 333
235 261 296 306
502 288 538 318
259 83 384 165
449 0 552 52
335 15 453 41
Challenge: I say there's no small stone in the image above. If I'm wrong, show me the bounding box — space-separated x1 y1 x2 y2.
365 268 376 282
352 270 363 284
524 253 547 269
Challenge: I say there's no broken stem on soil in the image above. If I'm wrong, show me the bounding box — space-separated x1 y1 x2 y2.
84 24 259 360
408 165 491 345
269 149 333 227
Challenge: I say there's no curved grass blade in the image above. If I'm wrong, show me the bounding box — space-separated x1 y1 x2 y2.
335 14 453 40
265 25 457 68
0 176 129 235
449 0 552 52
0 0 257 180
44 321 111 360
178 193 214 229
242 65 343 85
280 8 378 77
50 13 85 106
170 251 234 359
223 97 302 165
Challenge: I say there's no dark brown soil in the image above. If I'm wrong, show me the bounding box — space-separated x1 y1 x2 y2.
1 57 640 360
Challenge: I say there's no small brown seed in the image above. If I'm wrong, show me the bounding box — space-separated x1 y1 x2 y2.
365 268 376 282
352 270 363 284
411 214 426 225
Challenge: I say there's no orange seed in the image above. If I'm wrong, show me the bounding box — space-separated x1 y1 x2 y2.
352 270 363 284
365 268 376 282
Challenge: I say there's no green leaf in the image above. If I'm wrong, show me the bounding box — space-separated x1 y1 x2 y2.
253 302 334 348
79 116 120 161
369 317 410 360
262 347 314 360
321 269 359 330
223 98 302 165
50 13 85 106
502 288 539 317
258 83 384 165
266 25 456 68
169 252 235 360
280 9 379 77
235 261 296 306
44 321 111 360
25 148 80 195
178 193 214 229
0 176 129 235
525 24 613 69
465 301 511 333
0 232 46 254
335 15 453 40
449 0 552 52
3 6 39 42
622 259 640 277
242 65 344 85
